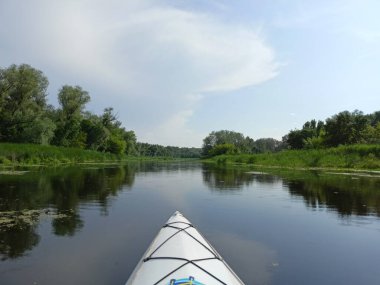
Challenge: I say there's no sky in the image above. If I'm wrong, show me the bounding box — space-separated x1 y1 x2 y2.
1 0 380 147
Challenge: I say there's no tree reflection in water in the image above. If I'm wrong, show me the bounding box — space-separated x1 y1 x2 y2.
1 162 380 262
0 164 136 259
203 165 380 217
283 171 380 217
0 218 40 261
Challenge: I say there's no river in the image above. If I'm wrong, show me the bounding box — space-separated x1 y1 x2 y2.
0 162 379 285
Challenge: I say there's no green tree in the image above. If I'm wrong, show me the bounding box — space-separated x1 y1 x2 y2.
324 110 368 146
362 122 380 144
202 130 253 156
52 85 90 147
254 138 283 153
80 113 109 151
284 129 305 149
209 143 237 156
123 130 137 155
284 120 325 149
368 111 380 126
0 64 55 144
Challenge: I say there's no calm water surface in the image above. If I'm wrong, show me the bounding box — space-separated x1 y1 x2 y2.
0 162 380 285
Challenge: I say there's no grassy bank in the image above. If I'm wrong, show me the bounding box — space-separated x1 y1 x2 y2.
0 143 125 166
0 143 200 166
205 144 380 170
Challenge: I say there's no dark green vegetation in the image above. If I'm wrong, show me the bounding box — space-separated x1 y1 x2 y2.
201 130 283 156
0 64 201 162
0 64 135 154
206 144 380 170
283 110 380 149
136 143 201 158
202 111 380 170
202 111 380 158
0 143 122 165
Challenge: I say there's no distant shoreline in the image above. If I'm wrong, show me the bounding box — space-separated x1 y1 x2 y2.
0 143 198 167
203 144 380 171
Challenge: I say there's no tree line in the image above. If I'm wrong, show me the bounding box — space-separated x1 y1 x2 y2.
202 130 284 157
202 110 380 156
283 110 380 149
0 64 201 157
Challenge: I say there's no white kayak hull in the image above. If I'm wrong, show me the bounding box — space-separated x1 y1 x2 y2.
126 211 245 285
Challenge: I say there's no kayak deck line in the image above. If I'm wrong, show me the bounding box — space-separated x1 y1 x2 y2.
142 217 227 284
144 220 222 261
125 211 245 285
145 257 228 285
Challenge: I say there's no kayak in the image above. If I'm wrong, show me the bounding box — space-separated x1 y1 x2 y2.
125 211 245 285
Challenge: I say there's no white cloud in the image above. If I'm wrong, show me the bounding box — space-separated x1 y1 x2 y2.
0 0 278 146
142 109 205 147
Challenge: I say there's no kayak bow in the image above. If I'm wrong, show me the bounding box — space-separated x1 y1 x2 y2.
126 211 245 285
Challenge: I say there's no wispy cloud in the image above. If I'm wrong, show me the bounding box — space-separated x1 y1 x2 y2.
0 0 278 146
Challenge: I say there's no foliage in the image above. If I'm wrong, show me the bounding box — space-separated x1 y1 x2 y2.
202 130 256 156
0 64 137 156
0 143 122 165
254 138 284 153
106 135 126 155
324 110 368 146
283 120 324 149
283 110 380 149
205 144 380 170
360 122 380 144
52 85 90 148
209 143 237 156
0 64 55 144
136 143 201 158
202 130 284 157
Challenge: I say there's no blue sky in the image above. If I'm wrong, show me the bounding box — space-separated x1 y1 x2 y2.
1 0 379 147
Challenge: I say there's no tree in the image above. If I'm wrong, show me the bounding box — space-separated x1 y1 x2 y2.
324 110 368 146
368 111 380 126
202 130 253 156
80 113 109 151
52 85 90 147
0 64 55 144
209 143 237 156
362 122 380 144
58 85 90 119
284 120 325 149
123 130 137 155
254 138 283 153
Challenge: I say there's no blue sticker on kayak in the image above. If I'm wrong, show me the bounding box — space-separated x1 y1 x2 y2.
169 276 205 285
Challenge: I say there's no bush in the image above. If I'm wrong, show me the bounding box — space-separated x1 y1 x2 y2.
106 136 127 154
209 144 238 157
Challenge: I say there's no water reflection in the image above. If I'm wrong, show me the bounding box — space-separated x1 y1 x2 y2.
1 162 380 285
283 171 380 217
202 164 380 218
202 165 255 190
0 164 136 260
1 162 380 264
0 217 39 261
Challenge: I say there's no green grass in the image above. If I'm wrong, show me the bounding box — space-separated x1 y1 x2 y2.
0 143 124 166
0 143 201 166
205 144 380 170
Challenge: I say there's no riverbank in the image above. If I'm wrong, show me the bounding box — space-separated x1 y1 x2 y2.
205 144 380 170
0 143 123 165
0 143 195 166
